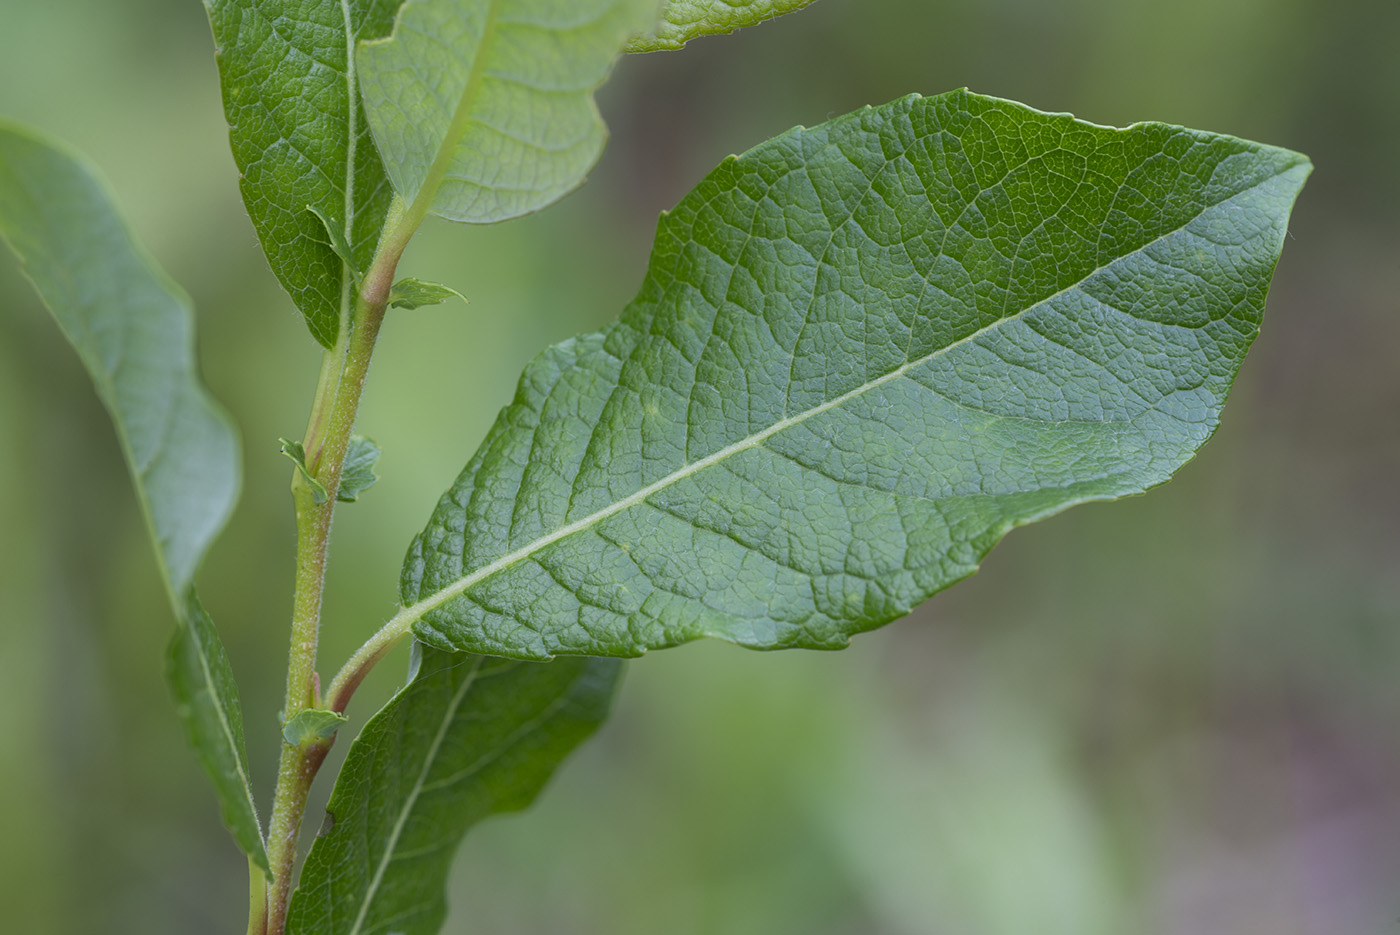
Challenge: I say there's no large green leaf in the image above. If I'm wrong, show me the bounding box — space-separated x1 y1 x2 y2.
358 0 655 224
398 90 1310 661
286 648 621 935
203 0 401 347
0 122 263 869
626 0 821 52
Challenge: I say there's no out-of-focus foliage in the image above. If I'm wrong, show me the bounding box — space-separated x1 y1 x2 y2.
0 0 1395 933
0 122 262 874
626 0 820 52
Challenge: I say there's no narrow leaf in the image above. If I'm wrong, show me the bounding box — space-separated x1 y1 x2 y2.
0 122 264 870
286 648 622 935
358 0 656 224
338 435 382 502
281 437 330 505
399 90 1311 661
283 709 351 747
627 0 821 52
169 594 268 871
388 278 468 310
203 0 401 347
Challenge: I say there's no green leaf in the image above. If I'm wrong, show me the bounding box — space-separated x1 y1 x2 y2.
398 90 1311 661
338 435 382 502
388 278 468 310
626 0 821 52
203 0 401 347
282 434 380 503
283 708 351 747
281 437 330 505
307 204 363 282
0 122 264 871
0 121 241 602
285 647 622 935
358 0 656 224
169 593 268 872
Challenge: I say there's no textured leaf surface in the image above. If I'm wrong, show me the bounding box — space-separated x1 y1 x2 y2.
203 0 400 347
400 90 1310 660
0 122 262 869
626 0 820 52
358 0 654 224
286 648 621 935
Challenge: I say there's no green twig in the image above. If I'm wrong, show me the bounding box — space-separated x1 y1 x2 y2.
261 196 418 935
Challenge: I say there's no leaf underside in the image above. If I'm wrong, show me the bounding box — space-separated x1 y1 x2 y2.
626 0 822 52
203 0 400 347
358 0 655 224
0 122 263 870
286 648 622 935
400 89 1310 661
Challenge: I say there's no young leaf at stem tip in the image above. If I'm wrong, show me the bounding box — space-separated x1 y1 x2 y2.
201 0 402 347
395 89 1311 662
307 204 362 282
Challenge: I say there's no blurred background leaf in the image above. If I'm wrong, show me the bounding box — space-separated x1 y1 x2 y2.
0 0 1396 933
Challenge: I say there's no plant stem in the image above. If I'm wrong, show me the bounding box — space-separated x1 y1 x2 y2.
261 196 417 935
325 612 414 714
246 856 269 935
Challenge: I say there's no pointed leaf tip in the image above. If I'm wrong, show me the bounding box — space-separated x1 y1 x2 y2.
627 0 823 52
202 0 400 345
388 278 467 310
399 90 1310 661
280 437 329 505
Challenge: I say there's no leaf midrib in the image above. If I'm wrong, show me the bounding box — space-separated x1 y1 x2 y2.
344 656 485 935
395 163 1291 637
405 0 503 224
187 609 266 870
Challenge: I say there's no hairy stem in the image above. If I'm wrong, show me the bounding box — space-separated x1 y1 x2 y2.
246 855 269 935
262 196 417 935
326 614 414 714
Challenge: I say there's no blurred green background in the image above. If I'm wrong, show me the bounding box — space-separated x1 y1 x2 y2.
1 0 1396 932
